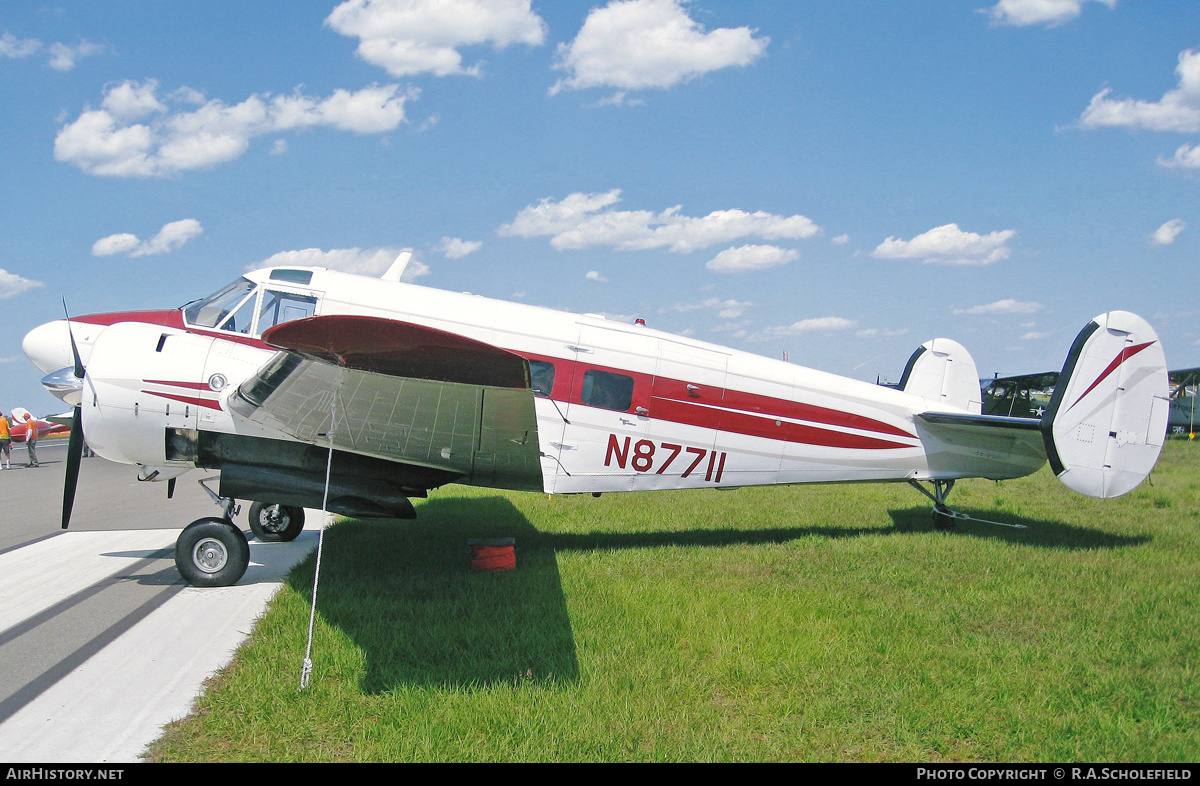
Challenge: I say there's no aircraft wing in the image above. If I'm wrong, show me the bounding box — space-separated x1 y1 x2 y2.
1169 366 1200 395
229 315 543 491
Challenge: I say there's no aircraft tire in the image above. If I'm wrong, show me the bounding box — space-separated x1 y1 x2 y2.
932 505 956 531
247 502 305 542
176 517 250 587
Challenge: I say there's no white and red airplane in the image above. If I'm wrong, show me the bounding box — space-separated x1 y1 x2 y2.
3 407 72 442
23 253 1170 587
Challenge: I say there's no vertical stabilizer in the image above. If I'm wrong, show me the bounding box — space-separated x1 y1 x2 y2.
1042 311 1169 498
900 338 982 413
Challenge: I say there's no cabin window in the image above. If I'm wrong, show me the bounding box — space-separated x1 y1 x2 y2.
581 369 634 411
257 290 317 333
530 360 555 397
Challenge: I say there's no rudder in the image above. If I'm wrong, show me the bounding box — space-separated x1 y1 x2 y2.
1042 311 1169 498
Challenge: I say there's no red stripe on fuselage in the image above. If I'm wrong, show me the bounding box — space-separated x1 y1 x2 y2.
517 350 917 450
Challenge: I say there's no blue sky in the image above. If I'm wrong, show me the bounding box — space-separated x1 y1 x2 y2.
2 0 1197 415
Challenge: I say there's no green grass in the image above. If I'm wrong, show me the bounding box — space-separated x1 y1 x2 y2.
147 441 1200 762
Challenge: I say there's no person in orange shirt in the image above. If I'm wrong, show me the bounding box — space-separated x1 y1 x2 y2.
0 411 10 469
24 413 39 468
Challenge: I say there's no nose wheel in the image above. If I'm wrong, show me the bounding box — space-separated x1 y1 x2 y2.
175 517 250 587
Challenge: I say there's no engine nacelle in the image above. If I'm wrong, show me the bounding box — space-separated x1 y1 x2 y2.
83 322 214 467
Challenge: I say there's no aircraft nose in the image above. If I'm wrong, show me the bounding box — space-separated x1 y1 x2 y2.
23 319 75 375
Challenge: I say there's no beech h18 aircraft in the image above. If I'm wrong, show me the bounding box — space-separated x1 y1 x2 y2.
23 253 1171 587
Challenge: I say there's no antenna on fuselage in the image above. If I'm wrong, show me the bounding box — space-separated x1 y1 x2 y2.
381 250 413 282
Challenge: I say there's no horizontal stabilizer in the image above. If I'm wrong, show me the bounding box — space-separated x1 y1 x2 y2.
915 411 1047 481
1041 311 1169 498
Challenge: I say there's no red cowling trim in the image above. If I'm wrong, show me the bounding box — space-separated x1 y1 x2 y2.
262 315 530 390
74 310 185 329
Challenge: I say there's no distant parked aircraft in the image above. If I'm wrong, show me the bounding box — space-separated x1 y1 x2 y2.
982 367 1198 436
5 407 72 442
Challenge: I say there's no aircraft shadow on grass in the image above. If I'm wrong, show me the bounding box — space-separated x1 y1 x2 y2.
285 494 1148 695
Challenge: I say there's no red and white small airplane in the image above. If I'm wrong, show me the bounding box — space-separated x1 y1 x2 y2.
23 253 1170 587
4 407 72 442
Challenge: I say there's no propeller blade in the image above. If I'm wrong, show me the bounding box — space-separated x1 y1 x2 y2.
62 297 84 379
62 404 84 529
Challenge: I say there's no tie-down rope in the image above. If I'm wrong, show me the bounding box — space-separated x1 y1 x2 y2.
300 398 338 690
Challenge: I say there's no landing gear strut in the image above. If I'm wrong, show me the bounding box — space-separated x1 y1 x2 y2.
909 479 958 530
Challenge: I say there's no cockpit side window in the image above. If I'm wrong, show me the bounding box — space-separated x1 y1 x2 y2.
219 295 258 334
183 278 255 329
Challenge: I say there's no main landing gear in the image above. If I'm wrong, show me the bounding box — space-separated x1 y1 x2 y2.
908 479 960 531
173 479 310 587
247 502 305 542
176 517 250 588
174 480 250 587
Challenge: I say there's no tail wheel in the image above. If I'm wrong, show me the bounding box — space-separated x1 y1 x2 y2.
248 502 305 542
932 505 956 531
176 517 250 587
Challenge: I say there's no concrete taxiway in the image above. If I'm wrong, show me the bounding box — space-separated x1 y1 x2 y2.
0 442 324 762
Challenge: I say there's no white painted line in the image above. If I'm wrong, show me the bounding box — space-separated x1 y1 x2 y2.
0 530 180 633
0 510 331 762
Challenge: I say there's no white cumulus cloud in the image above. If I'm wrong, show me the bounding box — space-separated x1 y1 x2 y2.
0 32 41 59
433 236 482 258
551 0 768 97
985 0 1116 27
500 190 819 254
1151 218 1185 246
0 268 42 300
953 299 1043 315
754 316 857 340
326 0 546 78
668 297 752 319
56 79 414 177
1079 48 1200 133
1157 143 1200 169
872 223 1016 266
253 247 429 281
48 40 105 71
92 219 203 257
585 270 608 282
705 244 798 274
1 33 105 70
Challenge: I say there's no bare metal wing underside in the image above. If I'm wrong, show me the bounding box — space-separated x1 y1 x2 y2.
229 316 544 491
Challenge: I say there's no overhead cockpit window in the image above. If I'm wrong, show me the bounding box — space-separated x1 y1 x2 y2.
183 278 255 329
257 290 318 334
269 269 314 286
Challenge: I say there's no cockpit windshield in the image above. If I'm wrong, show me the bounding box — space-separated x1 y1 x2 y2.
183 278 255 329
